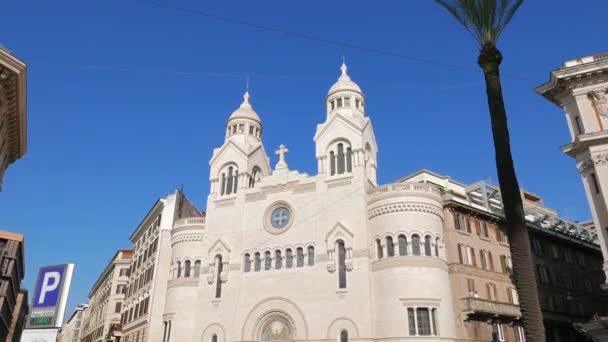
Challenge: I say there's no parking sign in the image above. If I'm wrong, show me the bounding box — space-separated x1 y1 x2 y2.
26 264 74 329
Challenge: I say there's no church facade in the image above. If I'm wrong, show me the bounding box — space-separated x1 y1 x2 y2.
116 62 607 342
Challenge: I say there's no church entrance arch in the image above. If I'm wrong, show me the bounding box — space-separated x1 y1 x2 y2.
241 297 308 341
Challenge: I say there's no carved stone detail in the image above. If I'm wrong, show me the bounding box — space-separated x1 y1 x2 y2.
577 152 608 172
590 89 608 118
327 262 336 273
171 234 205 246
368 202 443 220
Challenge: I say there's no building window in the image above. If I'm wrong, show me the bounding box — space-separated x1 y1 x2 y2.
493 322 505 342
244 254 251 272
376 239 383 259
455 213 471 233
193 260 201 278
398 235 408 256
564 249 573 264
507 288 519 305
386 236 395 257
476 220 489 238
264 251 272 271
435 237 440 257
591 172 601 194
307 246 315 266
275 250 283 270
296 247 304 267
584 278 593 292
551 244 560 259
424 235 432 256
211 334 217 342
344 97 351 107
574 116 584 134
340 330 348 342
337 240 347 289
407 307 438 336
329 142 353 176
577 252 586 267
486 283 497 301
254 252 261 272
286 249 293 268
537 265 551 284
215 255 223 299
498 229 508 243
330 151 336 175
411 234 421 256
480 250 488 270
337 98 343 108
176 261 182 278
162 320 172 342
115 302 122 313
532 238 544 256
184 260 191 277
514 324 526 342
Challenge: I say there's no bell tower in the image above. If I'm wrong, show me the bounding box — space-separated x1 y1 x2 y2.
314 62 378 186
536 53 608 288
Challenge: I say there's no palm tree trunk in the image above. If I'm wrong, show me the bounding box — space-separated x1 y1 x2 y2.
479 43 545 342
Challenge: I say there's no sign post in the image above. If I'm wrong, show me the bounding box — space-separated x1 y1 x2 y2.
21 264 74 342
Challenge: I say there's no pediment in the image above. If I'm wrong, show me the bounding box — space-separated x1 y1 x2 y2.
325 222 354 242
209 140 264 166
208 238 232 256
313 113 366 143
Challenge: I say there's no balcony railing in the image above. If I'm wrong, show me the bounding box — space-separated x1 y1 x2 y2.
461 297 521 322
173 217 206 229
368 182 442 198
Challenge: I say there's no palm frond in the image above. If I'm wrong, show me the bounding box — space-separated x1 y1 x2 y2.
433 0 525 46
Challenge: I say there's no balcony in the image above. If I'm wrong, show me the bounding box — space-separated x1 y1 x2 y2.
461 297 521 323
173 217 205 230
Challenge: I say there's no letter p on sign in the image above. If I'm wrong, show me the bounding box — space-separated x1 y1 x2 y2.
39 272 60 304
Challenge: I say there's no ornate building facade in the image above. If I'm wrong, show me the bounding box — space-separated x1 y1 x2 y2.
82 249 132 342
0 46 26 191
113 62 608 342
58 304 88 342
536 52 608 290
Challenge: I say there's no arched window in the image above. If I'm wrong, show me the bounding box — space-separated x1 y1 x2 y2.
211 334 217 342
296 247 304 267
214 255 223 299
337 240 347 289
307 246 315 266
176 261 182 278
340 330 348 342
376 239 383 259
337 143 345 174
193 260 201 278
398 235 408 256
221 165 239 196
243 254 251 273
254 252 261 272
249 166 262 188
226 166 234 195
424 236 432 256
346 147 352 172
411 234 421 256
220 173 226 196
275 250 283 270
184 260 191 277
435 237 440 257
264 251 272 271
330 151 336 176
286 249 293 268
386 236 395 257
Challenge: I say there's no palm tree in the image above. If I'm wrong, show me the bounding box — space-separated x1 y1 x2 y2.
432 1 544 341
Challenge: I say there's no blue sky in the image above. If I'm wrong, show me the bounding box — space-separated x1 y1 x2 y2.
1 0 606 315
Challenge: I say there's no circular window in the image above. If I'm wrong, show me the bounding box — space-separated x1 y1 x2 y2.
264 202 294 234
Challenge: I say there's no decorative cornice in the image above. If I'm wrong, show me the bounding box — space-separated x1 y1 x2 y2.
577 151 608 172
368 202 444 220
448 263 512 283
371 256 448 272
171 234 205 246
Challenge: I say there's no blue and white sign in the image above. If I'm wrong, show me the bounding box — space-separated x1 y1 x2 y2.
26 264 74 329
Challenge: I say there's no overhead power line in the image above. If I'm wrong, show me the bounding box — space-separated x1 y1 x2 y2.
141 0 540 83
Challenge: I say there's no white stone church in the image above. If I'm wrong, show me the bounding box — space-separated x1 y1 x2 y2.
153 62 455 342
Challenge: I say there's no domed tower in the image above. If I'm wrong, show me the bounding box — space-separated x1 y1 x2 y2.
314 62 378 186
209 91 271 198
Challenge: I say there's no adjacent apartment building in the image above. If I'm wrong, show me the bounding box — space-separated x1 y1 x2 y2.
82 249 132 342
58 303 89 342
401 170 608 342
120 189 203 342
0 230 28 342
0 46 27 191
